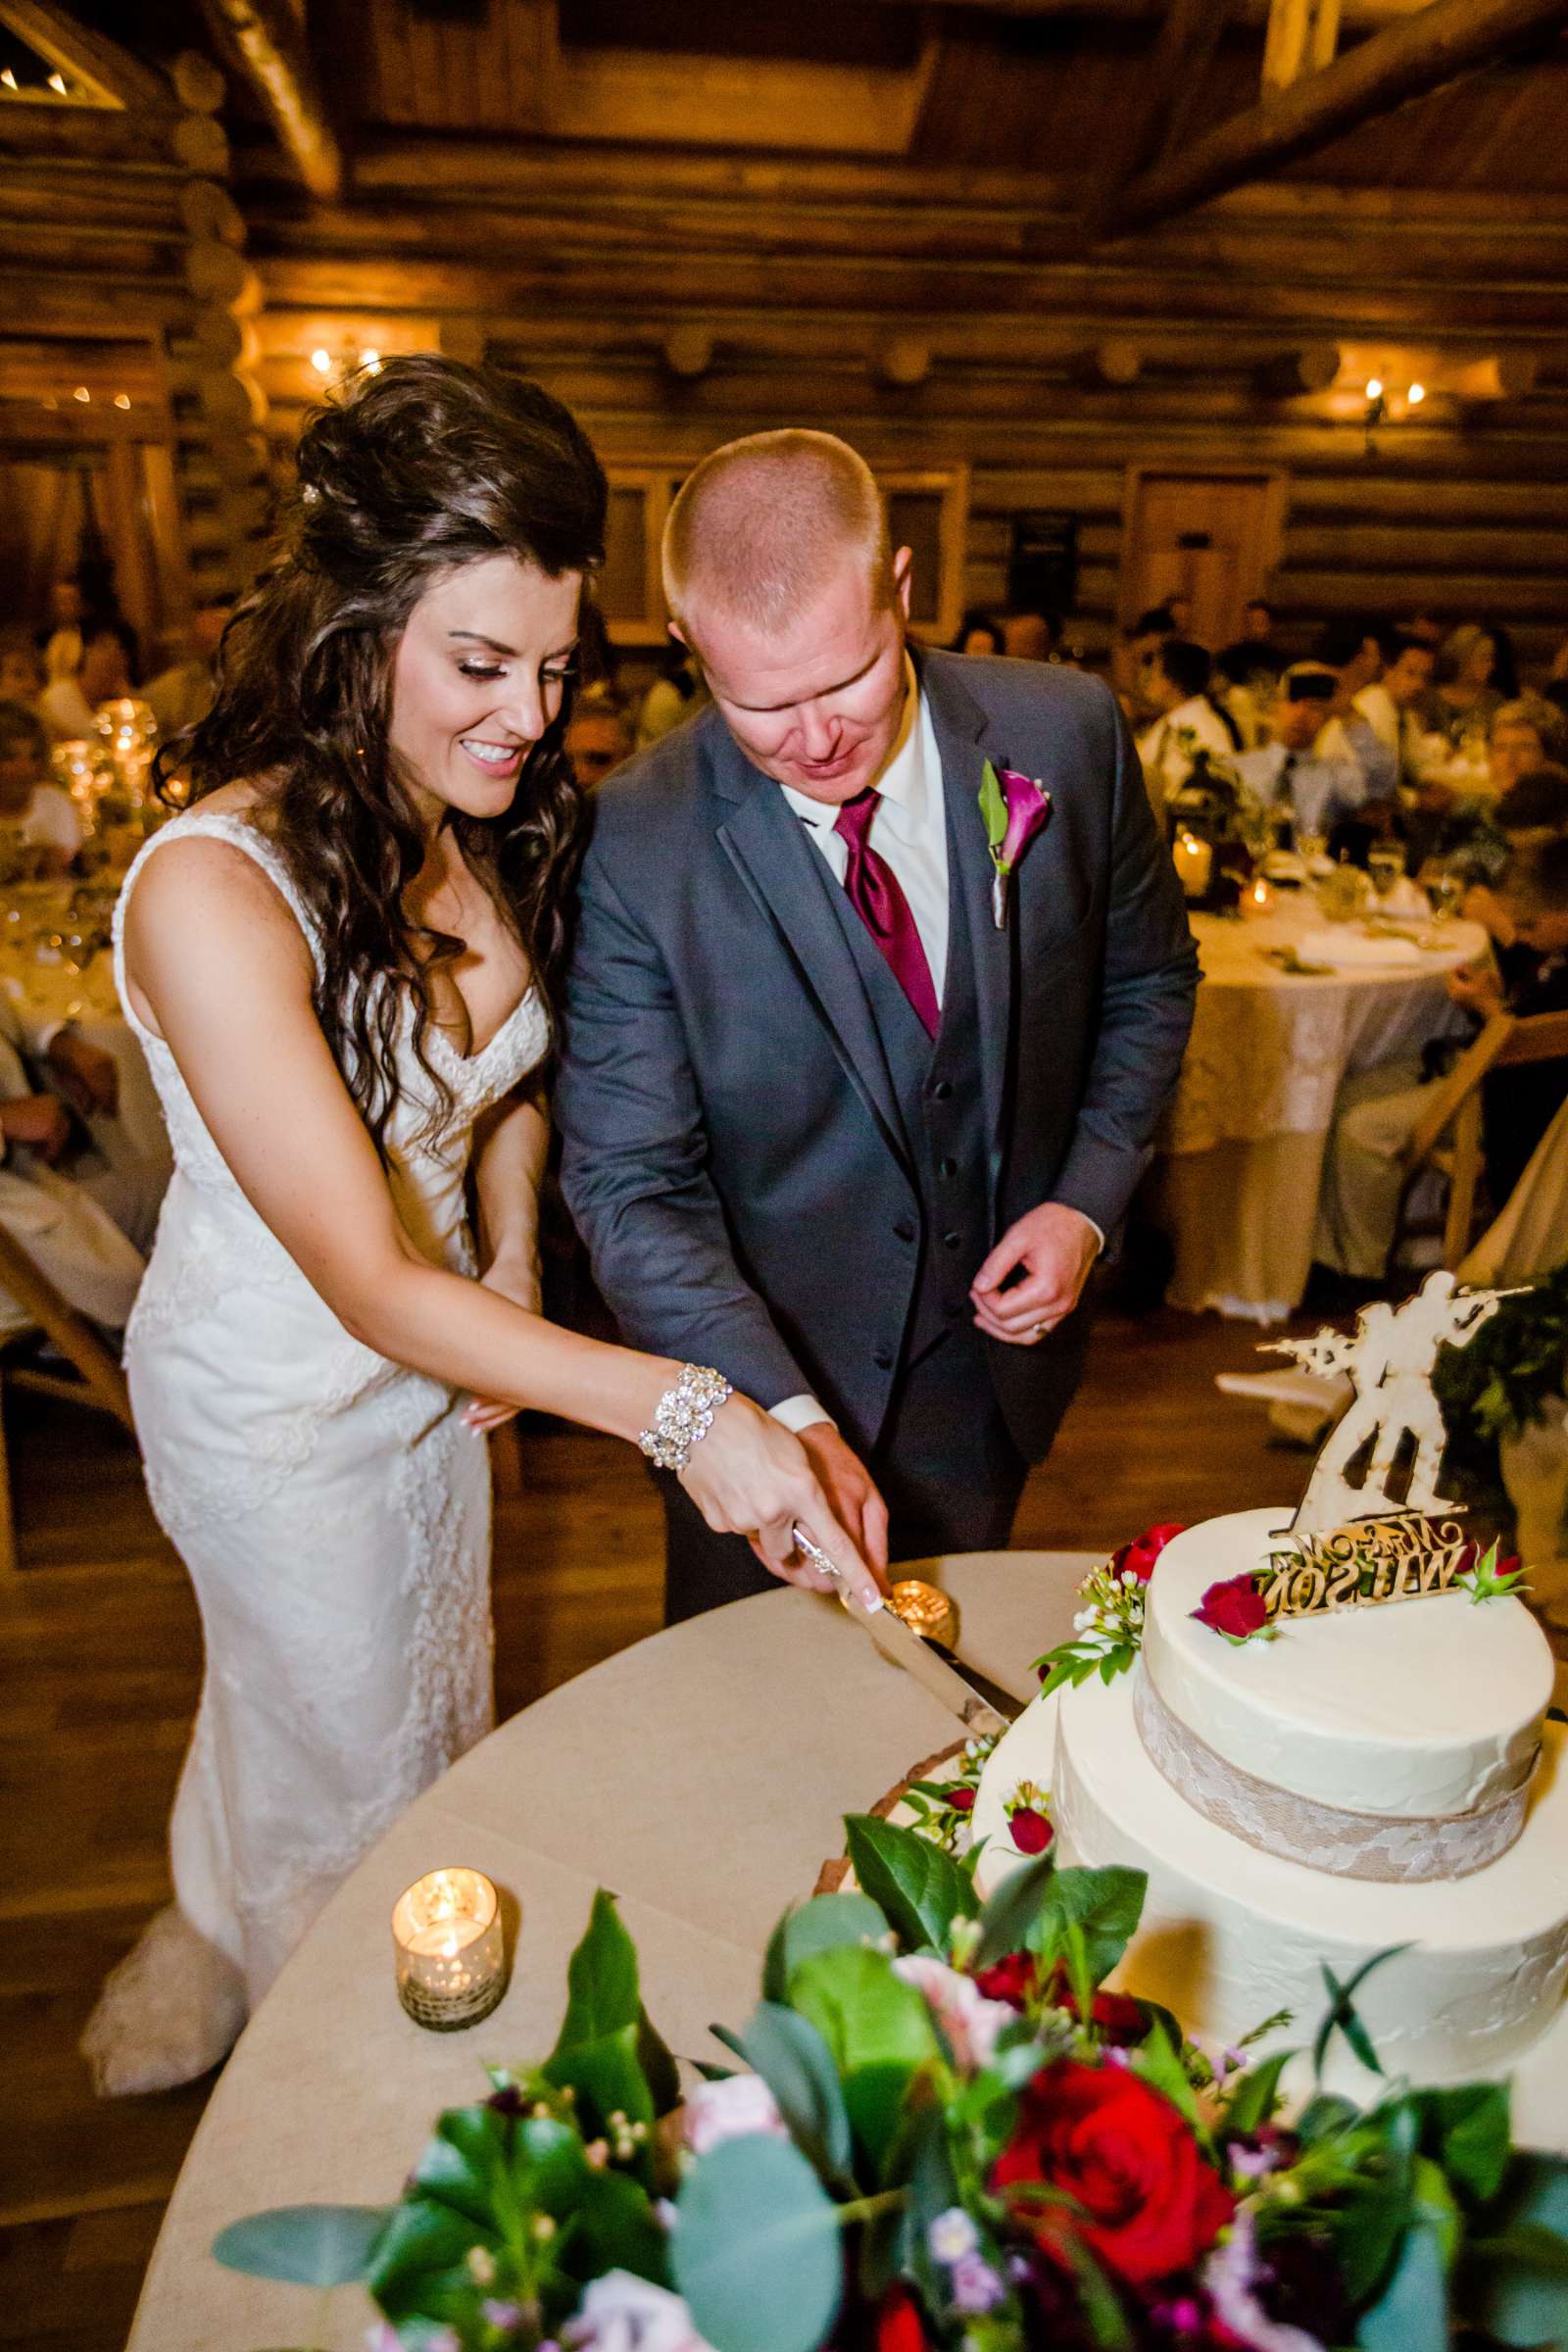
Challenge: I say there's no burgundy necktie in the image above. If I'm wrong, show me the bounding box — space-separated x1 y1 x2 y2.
833 789 940 1038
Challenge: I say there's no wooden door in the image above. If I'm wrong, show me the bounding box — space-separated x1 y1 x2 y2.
1121 468 1288 648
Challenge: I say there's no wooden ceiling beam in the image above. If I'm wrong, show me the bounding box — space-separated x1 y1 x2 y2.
1262 0 1344 91
854 0 1428 20
1084 0 1243 236
197 0 344 201
0 0 172 111
1099 0 1568 241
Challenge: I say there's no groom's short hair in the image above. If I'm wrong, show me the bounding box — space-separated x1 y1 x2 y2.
662 430 892 639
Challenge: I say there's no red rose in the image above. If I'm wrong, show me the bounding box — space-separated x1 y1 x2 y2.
876 2282 932 2352
975 1950 1041 2008
1112 1524 1187 1584
1009 1806 1054 1855
948 1786 976 1814
1192 1573 1268 1642
993 2059 1234 2288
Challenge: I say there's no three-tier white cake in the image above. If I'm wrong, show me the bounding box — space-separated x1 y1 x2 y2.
972 1507 1568 2134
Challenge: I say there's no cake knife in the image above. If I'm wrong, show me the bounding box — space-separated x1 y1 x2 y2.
791 1525 1020 1737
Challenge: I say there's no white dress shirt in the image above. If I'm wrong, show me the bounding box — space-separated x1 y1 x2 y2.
1137 694 1237 807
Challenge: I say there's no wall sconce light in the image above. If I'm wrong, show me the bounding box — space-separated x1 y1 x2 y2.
1363 375 1425 456
310 340 384 392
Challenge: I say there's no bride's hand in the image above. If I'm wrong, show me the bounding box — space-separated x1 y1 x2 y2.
679 1396 887 1609
462 1253 543 1434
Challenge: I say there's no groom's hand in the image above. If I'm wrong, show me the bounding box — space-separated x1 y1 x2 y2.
971 1203 1100 1347
749 1422 890 1587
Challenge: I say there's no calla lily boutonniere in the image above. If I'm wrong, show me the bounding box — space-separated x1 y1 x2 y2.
978 759 1053 929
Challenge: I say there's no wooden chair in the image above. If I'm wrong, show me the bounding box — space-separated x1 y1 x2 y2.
0 1221 135 1580
1398 1006 1568 1271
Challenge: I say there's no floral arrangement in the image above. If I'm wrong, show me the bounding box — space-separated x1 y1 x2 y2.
214 1825 1568 2352
1033 1525 1185 1697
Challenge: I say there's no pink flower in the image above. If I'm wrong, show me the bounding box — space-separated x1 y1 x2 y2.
995 769 1052 872
1202 2210 1327 2352
682 2071 787 2157
894 1952 1016 2073
565 2272 716 2352
1192 1573 1269 1642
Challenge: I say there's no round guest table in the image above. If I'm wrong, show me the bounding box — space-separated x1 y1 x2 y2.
1154 910 1486 1324
126 1551 1087 2352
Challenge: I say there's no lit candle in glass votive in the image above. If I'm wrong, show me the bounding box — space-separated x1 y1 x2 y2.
392 1867 506 2031
1172 829 1213 900
1249 874 1275 914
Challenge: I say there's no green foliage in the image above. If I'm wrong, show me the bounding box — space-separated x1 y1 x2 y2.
1313 1946 1412 2081
722 2001 855 2184
786 1942 940 2170
978 759 1008 857
1458 2152 1568 2345
211 2203 390 2286
762 1892 887 2003
1034 1866 1149 1989
1132 2020 1204 2139
971 1850 1057 1972
1412 2082 1512 2204
543 1889 659 2164
843 1814 977 1954
1433 1261 1568 1446
1356 2159 1457 2352
672 2135 843 2352
1221 2046 1294 2138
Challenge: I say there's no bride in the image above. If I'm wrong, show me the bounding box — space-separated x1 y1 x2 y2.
82 357 878 2096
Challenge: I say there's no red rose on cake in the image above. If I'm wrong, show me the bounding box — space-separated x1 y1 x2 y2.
993 2058 1234 2287
1192 1572 1269 1642
1112 1523 1187 1583
973 1953 1146 2045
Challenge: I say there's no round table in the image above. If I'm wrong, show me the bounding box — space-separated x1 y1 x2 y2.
1154 908 1487 1323
126 1551 1086 2352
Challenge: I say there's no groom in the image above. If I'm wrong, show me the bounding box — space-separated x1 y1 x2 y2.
556 431 1198 1622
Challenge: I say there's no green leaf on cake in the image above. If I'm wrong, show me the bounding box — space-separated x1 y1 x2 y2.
1313 1945 1413 2082
212 2202 390 2286
1132 2019 1205 2137
1036 1866 1149 1988
673 2133 843 2352
971 1851 1057 1972
1414 2082 1513 2204
1356 2160 1458 2352
843 1813 977 1953
1458 2152 1568 2343
1222 2046 1295 2137
763 1892 889 2004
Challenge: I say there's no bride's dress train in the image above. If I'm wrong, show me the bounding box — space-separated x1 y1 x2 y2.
82 809 549 2095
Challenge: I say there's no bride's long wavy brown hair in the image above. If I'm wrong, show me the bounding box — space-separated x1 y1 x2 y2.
158 356 608 1156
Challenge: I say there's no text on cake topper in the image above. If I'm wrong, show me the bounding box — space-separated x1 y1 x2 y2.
1262 1510 1470 1619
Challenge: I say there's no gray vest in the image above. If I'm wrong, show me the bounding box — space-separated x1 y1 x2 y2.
813 822 990 1369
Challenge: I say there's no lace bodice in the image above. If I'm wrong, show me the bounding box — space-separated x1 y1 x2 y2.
114 808 549 1205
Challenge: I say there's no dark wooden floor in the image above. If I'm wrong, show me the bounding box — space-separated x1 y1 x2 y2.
0 1309 1322 2351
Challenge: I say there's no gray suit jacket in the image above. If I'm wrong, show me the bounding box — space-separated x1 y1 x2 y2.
555 651 1199 1455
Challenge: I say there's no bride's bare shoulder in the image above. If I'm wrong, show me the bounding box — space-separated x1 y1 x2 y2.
125 789 307 966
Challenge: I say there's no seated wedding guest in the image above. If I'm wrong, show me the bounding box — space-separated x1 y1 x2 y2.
143 599 232 740
1136 637 1240 806
0 626 42 707
0 701 82 871
1111 605 1175 723
564 687 633 794
1316 838 1568 1279
1212 637 1282 748
1234 664 1373 840
952 609 1004 657
38 613 137 744
1462 763 1568 949
1002 608 1060 662
1313 617 1383 703
1241 597 1274 644
636 639 705 747
38 576 84 691
1355 628 1436 769
1308 620 1398 800
0 1014 147 1346
1490 697 1565 795
1420 623 1505 746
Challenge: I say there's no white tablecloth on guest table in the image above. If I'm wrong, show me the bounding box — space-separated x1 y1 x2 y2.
1153 909 1487 1323
127 1554 1084 2352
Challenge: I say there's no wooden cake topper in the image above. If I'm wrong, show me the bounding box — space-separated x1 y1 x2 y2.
1262 1272 1511 1618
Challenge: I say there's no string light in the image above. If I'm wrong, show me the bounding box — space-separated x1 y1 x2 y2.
1364 377 1383 400
1407 381 1426 406
46 70 67 94
73 385 90 403
114 393 131 410
0 68 18 90
311 347 333 376
361 349 382 374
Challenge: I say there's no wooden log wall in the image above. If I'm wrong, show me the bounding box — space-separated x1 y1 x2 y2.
0 59 270 648
237 153 1568 672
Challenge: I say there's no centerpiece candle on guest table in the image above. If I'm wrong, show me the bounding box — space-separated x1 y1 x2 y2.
392 1866 506 2031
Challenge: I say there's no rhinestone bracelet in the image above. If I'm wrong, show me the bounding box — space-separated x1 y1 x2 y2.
638 1364 734 1473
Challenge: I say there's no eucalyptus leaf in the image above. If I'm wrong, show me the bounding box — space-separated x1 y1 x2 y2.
673 2134 843 2352
844 1813 976 1955
212 2203 389 2287
730 2001 855 2181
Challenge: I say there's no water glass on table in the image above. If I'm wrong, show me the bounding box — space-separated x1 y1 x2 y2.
1419 858 1463 925
1367 843 1407 903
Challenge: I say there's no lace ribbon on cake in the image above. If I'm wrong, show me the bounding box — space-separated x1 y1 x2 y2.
1134 1668 1537 1884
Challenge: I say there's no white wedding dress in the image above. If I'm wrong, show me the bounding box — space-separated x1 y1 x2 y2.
81 808 550 2095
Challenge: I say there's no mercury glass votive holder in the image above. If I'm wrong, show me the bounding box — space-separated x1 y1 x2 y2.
392 1867 507 2031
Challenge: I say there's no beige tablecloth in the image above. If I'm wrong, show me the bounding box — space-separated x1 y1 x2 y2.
1155 911 1485 1323
127 1551 1086 2352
